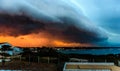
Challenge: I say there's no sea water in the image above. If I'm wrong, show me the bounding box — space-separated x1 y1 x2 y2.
58 48 120 55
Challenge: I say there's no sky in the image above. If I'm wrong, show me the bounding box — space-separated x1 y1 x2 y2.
0 0 120 47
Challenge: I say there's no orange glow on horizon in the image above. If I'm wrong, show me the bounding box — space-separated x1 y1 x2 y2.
53 41 92 47
0 34 92 47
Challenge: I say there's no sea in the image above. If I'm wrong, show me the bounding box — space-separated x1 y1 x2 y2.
58 47 120 55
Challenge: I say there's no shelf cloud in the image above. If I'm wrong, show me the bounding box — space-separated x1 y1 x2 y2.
0 0 112 46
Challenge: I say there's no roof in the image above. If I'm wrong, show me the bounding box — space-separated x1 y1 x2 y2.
0 42 12 49
63 62 120 71
0 43 22 55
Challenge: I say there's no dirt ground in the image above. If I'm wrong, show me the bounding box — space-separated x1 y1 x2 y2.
0 60 58 71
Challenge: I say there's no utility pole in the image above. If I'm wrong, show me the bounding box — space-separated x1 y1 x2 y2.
48 57 50 64
29 54 31 64
38 56 40 63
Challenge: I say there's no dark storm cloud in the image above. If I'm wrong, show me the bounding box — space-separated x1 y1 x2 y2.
0 14 45 36
0 0 108 43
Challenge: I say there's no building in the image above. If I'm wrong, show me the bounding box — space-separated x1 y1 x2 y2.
63 62 120 71
0 42 22 56
69 58 88 62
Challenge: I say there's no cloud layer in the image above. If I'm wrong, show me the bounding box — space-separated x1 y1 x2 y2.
75 0 120 46
0 0 109 46
75 0 120 34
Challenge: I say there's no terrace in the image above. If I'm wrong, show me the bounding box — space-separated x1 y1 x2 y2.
63 62 120 71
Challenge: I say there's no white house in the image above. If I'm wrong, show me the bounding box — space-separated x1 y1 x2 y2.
0 42 22 56
69 58 88 62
